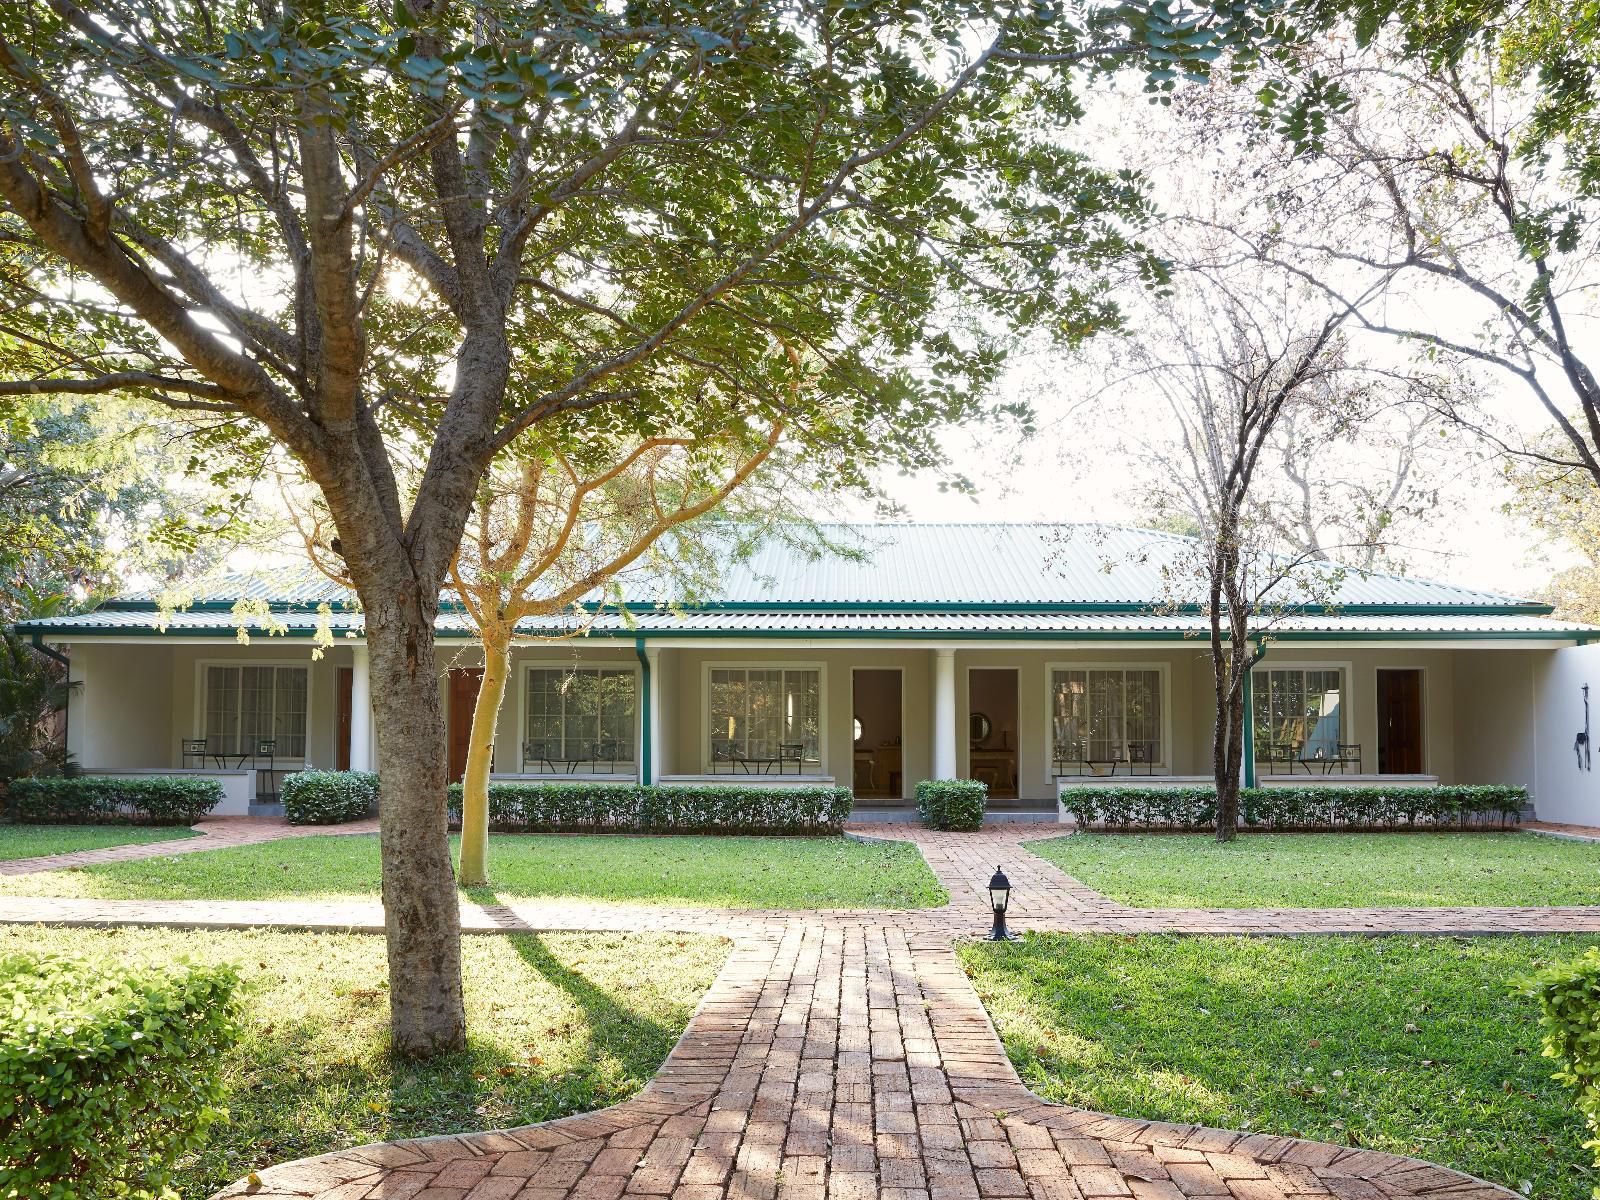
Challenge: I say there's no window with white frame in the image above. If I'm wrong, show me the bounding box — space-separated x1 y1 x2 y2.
203 664 308 758
1049 667 1163 764
524 667 637 769
1251 666 1345 762
707 667 821 767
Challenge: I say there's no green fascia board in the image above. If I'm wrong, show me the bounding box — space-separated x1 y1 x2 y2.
89 598 1555 617
11 622 1585 643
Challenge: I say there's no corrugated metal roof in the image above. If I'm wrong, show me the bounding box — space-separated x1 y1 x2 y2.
17 606 1593 641
108 523 1543 613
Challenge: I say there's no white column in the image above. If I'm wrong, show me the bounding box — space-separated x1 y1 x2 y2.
646 646 663 785
933 648 957 779
350 645 373 772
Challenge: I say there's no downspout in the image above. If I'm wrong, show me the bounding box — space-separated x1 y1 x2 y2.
634 636 652 786
1241 639 1268 790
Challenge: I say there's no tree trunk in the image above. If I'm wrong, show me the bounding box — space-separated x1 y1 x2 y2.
1214 645 1245 843
458 628 510 889
362 585 466 1057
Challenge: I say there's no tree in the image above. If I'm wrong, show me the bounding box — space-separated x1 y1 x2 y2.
0 392 248 621
1209 30 1600 492
0 0 1307 1053
0 629 71 785
1117 269 1369 840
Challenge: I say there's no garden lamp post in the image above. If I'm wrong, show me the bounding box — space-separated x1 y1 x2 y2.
988 866 1012 940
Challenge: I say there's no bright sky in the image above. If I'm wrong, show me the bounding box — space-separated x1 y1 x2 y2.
853 74 1583 603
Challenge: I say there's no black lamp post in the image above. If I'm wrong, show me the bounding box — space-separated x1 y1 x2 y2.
988 866 1012 941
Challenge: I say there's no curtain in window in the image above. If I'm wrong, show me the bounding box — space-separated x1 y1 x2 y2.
1050 669 1163 762
524 668 637 766
203 665 308 757
1251 667 1344 761
707 668 820 765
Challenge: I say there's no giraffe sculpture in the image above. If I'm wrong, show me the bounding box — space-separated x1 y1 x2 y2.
1577 684 1592 771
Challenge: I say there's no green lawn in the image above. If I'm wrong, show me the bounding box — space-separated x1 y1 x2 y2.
0 823 198 861
0 832 947 909
9 925 726 1200
1029 832 1600 908
962 933 1594 1199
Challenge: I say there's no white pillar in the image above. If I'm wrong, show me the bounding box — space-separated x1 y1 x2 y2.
933 648 957 779
350 645 373 772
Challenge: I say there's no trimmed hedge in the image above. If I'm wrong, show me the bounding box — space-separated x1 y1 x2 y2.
916 779 987 831
446 781 853 835
1058 783 1527 832
6 775 223 825
281 769 379 825
1521 947 1600 1189
0 952 240 1199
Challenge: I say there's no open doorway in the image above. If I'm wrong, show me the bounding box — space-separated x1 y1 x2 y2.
851 669 903 799
968 668 1019 799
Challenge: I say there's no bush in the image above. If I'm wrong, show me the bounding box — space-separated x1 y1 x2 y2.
916 779 987 831
445 782 853 835
0 952 239 1199
6 775 222 825
1057 783 1527 832
1521 948 1600 1194
281 769 378 824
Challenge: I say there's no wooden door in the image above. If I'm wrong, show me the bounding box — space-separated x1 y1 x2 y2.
336 667 353 771
448 668 484 782
1377 669 1424 774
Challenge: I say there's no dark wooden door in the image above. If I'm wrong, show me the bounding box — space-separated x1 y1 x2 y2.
1377 669 1424 774
448 668 484 781
336 667 353 771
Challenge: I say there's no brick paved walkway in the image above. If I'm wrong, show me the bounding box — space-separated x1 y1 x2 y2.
51 823 1540 1198
0 814 378 877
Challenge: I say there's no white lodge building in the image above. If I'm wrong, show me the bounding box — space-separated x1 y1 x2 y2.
17 523 1600 825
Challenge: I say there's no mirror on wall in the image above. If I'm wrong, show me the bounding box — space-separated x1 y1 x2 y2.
969 711 992 745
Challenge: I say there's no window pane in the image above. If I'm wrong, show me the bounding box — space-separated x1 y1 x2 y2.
1050 671 1087 759
782 670 820 762
205 666 238 755
1125 670 1161 760
274 667 308 757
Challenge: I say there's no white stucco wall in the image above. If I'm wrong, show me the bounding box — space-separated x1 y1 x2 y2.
1530 642 1600 824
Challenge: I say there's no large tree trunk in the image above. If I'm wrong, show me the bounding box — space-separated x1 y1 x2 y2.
458 629 510 889
361 582 466 1057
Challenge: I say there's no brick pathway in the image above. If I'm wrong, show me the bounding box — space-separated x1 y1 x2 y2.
48 823 1540 1197
0 814 378 877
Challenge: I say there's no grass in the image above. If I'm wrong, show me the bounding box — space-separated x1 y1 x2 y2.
0 823 198 861
961 932 1594 1199
1028 831 1600 908
0 832 947 909
8 924 727 1200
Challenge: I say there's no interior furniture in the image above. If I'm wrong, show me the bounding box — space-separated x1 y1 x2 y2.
969 748 1017 795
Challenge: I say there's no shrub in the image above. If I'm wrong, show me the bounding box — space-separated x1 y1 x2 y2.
916 779 987 831
281 769 378 824
1520 948 1600 1193
6 775 222 825
0 952 240 1199
1057 783 1527 832
445 782 853 835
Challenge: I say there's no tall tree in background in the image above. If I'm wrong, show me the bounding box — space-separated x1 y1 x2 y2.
1122 270 1369 840
0 0 1313 1054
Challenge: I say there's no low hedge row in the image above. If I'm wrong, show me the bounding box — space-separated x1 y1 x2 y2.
282 769 379 824
6 775 223 825
446 781 853 834
916 779 987 831
0 951 240 1199
1059 784 1527 831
